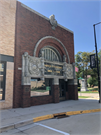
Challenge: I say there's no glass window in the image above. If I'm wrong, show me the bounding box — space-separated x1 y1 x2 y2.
39 47 61 62
31 78 52 97
0 62 6 100
0 63 4 72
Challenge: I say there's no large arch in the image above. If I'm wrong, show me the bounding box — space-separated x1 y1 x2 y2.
33 36 70 63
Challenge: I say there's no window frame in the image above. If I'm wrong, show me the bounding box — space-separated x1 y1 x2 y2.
39 46 62 62
30 78 53 97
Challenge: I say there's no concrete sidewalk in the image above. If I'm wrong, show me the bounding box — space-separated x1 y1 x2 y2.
0 99 101 132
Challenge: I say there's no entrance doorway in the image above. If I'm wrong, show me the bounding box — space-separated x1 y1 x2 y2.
59 79 66 101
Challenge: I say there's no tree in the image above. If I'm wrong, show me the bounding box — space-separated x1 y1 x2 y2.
87 77 98 87
75 51 90 86
75 50 101 88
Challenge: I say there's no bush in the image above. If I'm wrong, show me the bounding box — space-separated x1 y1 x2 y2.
87 77 98 87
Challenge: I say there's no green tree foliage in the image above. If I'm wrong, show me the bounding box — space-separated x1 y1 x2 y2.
87 77 98 87
75 50 101 87
75 51 90 85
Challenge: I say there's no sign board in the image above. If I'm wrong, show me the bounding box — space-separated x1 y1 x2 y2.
44 62 63 76
46 86 51 90
90 54 96 68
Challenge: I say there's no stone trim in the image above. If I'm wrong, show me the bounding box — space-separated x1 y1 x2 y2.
68 79 77 85
53 78 59 85
33 36 70 64
21 3 73 34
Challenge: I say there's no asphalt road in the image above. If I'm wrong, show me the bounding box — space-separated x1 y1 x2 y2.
1 112 101 135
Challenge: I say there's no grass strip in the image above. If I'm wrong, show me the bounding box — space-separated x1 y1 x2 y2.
79 96 90 98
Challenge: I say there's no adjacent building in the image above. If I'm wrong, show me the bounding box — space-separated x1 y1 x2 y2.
0 0 16 109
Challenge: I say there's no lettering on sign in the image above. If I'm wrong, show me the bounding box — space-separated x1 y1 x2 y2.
44 62 63 76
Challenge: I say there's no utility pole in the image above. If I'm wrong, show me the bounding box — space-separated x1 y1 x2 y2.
100 55 101 103
93 22 101 103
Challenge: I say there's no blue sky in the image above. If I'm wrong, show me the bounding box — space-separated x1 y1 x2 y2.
18 0 101 55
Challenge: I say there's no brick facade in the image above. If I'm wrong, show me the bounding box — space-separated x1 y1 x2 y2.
0 0 16 109
13 1 78 108
68 85 78 100
53 85 59 103
0 0 16 56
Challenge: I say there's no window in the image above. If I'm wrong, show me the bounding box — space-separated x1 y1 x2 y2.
39 47 61 62
0 62 6 100
31 78 52 97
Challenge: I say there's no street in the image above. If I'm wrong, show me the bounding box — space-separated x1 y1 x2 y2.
0 111 101 135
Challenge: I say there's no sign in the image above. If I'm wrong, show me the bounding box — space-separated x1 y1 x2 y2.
75 67 78 72
46 86 51 90
44 62 63 76
90 54 96 68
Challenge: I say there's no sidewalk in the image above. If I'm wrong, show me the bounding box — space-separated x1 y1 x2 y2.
0 99 101 132
78 93 99 100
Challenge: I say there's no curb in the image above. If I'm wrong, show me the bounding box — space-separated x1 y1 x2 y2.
33 108 101 122
66 108 101 115
0 119 33 133
0 108 101 133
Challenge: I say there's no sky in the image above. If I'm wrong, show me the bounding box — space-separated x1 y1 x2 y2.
18 0 101 55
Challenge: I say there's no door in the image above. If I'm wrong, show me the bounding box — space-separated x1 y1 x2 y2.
59 79 66 101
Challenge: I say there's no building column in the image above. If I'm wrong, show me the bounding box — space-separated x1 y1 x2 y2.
21 85 30 108
52 78 59 103
68 79 78 100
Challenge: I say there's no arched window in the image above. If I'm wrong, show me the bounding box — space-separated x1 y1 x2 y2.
39 46 61 62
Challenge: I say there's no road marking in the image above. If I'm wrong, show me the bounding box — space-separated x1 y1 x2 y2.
35 123 70 135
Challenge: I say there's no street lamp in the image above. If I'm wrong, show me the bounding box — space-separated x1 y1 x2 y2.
93 22 101 103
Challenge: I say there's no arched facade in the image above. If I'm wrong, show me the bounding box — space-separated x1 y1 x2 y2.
39 46 62 62
33 36 70 63
13 1 78 108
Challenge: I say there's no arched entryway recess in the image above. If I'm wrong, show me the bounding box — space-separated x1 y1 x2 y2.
33 36 70 63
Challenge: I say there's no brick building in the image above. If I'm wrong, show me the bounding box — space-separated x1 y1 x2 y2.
0 0 16 109
0 0 78 109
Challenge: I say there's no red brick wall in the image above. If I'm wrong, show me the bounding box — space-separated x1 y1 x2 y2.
68 85 78 100
52 85 59 103
31 96 53 106
13 1 75 108
21 85 30 108
66 92 69 100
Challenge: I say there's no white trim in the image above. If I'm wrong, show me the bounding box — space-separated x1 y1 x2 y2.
21 3 73 34
58 24 73 33
21 3 49 21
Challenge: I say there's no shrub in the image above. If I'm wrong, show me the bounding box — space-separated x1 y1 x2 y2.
87 77 98 87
